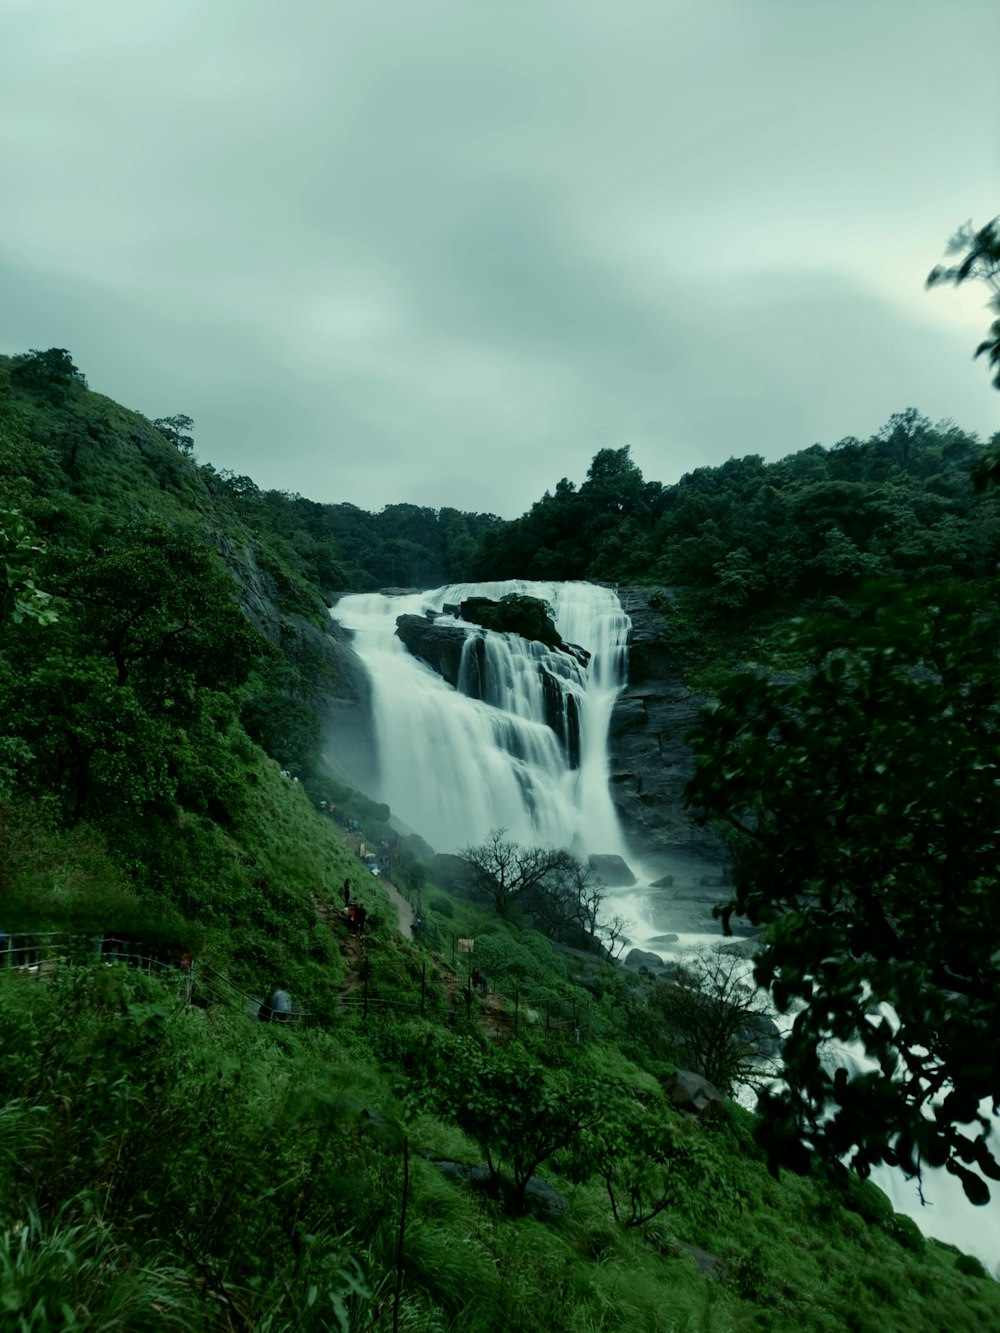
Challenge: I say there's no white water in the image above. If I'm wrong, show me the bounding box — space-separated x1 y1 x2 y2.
331 580 631 856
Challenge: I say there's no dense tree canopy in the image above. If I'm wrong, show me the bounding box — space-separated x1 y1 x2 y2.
686 583 1000 1201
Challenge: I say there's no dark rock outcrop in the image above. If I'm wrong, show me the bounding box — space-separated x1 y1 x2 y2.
609 587 725 861
623 947 668 974
666 1069 726 1117
431 1161 570 1216
540 661 581 768
395 614 470 688
588 853 636 886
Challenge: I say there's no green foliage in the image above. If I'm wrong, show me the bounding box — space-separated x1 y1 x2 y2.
10 348 87 401
405 1031 609 1210
686 579 1000 1199
472 417 1000 683
0 1204 194 1331
587 1092 718 1228
0 509 57 627
471 593 562 646
151 413 195 453
927 216 1000 390
1 345 998 1328
955 1252 988 1280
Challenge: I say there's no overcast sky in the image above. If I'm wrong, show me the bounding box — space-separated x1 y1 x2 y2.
2 0 998 517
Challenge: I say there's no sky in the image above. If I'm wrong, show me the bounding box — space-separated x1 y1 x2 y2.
1 0 998 518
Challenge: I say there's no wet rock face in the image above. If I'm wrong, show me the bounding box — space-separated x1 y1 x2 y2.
610 587 724 861
395 614 469 688
220 540 376 789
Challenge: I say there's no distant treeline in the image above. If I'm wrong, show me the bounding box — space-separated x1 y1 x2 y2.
471 415 1000 606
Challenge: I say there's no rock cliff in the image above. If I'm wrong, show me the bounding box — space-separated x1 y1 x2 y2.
608 587 723 860
219 537 377 791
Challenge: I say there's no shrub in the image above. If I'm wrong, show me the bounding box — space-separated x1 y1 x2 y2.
955 1252 988 1279
891 1211 925 1252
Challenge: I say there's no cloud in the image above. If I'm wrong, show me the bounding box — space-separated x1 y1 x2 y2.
1 0 997 516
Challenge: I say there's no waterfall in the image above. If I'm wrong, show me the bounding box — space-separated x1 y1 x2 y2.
331 580 630 856
332 579 1000 1272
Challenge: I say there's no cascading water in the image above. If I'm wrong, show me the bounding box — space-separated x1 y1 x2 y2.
331 580 630 857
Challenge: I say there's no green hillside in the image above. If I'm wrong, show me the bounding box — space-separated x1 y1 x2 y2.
1 348 997 1329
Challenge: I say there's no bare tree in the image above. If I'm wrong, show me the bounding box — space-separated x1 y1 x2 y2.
648 947 780 1094
459 828 573 918
599 913 631 960
529 854 606 943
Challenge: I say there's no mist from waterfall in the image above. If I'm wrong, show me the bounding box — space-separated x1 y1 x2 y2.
331 581 630 857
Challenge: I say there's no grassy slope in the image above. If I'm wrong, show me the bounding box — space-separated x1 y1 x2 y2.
2 890 996 1332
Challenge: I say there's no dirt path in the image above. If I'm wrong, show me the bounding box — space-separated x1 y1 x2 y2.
379 876 414 939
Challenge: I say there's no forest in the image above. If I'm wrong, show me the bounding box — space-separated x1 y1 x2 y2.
2 221 1000 1331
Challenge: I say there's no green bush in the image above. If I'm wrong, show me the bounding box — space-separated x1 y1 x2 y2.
891 1212 926 1253
955 1252 988 1279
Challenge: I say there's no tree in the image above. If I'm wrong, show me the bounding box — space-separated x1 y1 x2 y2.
581 445 650 515
927 216 1000 389
52 524 261 702
0 510 57 627
685 581 1000 1201
152 414 195 453
459 828 574 918
409 1033 607 1211
587 1094 716 1228
9 348 87 400
523 851 606 945
646 948 780 1095
710 546 765 615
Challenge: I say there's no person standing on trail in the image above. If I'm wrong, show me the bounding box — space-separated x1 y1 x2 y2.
355 903 367 935
343 878 352 908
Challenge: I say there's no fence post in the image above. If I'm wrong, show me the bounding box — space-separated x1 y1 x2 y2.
420 962 426 1017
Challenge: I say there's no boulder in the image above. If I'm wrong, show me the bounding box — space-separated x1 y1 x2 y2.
666 1069 726 1117
260 988 293 1022
430 1161 570 1216
623 947 666 974
588 853 636 886
395 615 470 688
670 1242 725 1280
